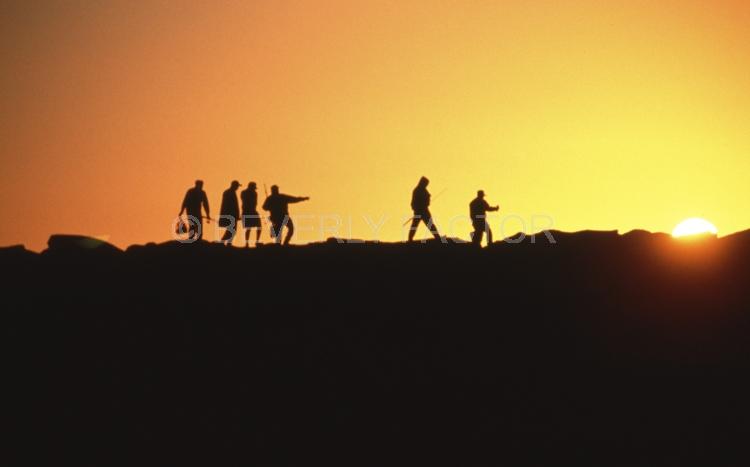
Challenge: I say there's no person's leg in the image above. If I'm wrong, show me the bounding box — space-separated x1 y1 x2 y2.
486 225 493 245
255 226 261 244
187 218 197 241
244 219 251 247
424 212 441 240
227 220 237 246
271 221 281 244
472 222 483 245
191 215 203 241
408 215 421 242
283 217 295 245
221 217 235 245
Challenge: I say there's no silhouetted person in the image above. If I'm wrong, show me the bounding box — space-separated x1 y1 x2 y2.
241 182 262 247
408 176 441 242
470 190 499 246
262 185 309 245
179 180 210 241
219 180 241 246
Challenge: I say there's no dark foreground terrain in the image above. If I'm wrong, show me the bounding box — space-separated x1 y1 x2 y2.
4 230 750 466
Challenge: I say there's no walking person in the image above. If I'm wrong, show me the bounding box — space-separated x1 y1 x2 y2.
179 180 210 241
408 176 441 242
219 180 241 246
241 182 262 247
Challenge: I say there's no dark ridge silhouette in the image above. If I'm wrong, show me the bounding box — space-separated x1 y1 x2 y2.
4 230 750 466
0 243 39 260
46 233 123 251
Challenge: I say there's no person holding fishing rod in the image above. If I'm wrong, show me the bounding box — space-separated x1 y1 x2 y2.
407 176 442 242
179 179 212 241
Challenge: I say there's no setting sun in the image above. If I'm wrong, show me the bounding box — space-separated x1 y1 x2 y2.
672 218 718 238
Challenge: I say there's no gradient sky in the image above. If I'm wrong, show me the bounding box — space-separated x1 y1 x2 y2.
2 0 749 250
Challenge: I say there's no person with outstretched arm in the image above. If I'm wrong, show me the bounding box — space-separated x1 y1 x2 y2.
469 190 499 246
262 185 310 245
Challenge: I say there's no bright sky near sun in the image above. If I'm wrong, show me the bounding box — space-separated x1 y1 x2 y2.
1 0 749 250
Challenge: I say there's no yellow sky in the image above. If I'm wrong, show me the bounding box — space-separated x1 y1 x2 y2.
1 0 749 250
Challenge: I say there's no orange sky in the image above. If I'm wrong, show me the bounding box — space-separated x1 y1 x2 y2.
2 0 749 250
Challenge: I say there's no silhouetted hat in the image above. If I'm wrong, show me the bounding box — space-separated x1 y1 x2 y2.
231 180 241 188
478 190 485 197
248 182 257 189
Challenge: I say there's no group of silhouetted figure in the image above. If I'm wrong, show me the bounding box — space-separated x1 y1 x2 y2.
179 176 499 247
407 176 499 246
179 180 309 246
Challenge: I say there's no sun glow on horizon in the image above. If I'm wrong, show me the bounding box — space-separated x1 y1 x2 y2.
672 218 718 238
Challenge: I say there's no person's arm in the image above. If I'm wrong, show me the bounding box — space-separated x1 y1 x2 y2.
179 191 188 215
484 200 499 212
288 195 309 203
202 192 210 218
232 195 240 215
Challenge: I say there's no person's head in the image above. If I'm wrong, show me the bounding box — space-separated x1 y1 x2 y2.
195 180 204 189
418 176 429 187
230 180 241 190
248 182 257 190
271 185 279 195
477 190 485 199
